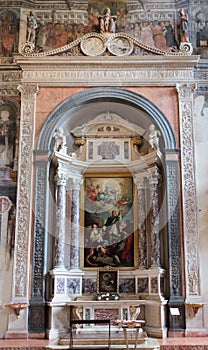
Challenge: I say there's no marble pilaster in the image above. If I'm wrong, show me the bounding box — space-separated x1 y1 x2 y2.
176 83 206 335
165 151 185 334
176 83 200 298
6 84 39 338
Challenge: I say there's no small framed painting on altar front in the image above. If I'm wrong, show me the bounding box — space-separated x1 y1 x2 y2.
97 269 119 294
83 175 135 269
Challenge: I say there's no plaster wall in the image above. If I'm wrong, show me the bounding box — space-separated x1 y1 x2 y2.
35 86 179 147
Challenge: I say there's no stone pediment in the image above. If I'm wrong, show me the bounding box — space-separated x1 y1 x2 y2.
20 32 193 57
70 112 146 163
71 111 146 139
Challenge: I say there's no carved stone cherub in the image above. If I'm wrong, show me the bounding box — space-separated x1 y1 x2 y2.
53 127 67 153
148 124 161 150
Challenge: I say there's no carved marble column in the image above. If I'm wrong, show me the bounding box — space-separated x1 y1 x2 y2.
176 83 205 334
134 175 147 269
69 176 83 271
149 168 161 268
54 171 67 269
6 84 39 338
165 151 185 333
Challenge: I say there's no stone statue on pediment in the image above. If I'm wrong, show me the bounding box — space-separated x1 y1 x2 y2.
98 7 117 34
53 127 67 154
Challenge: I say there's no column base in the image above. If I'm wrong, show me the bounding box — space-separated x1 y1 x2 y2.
168 331 185 337
5 330 29 339
185 330 208 337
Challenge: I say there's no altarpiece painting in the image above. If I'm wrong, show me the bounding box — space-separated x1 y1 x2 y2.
84 176 134 268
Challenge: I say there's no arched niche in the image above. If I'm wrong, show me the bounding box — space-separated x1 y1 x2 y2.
30 87 184 338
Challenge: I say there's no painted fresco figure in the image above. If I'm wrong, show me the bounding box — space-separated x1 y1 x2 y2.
27 11 38 43
177 8 189 43
98 7 117 34
104 210 121 244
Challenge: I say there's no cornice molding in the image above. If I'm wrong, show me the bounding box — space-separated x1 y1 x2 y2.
14 55 200 87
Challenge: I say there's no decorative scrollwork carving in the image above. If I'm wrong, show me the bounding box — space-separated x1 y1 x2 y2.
21 42 35 55
179 42 193 55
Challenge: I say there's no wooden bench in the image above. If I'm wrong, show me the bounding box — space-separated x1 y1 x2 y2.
68 319 111 350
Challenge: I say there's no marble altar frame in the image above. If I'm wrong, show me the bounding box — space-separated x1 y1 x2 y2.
4 53 203 338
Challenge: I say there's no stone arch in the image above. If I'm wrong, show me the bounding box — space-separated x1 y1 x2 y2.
30 87 183 336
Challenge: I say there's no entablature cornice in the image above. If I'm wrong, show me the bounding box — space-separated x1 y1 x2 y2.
51 149 162 177
0 64 22 95
14 55 200 87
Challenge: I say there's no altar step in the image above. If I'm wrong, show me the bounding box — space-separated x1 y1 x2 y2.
56 332 159 350
1 338 208 350
48 338 159 350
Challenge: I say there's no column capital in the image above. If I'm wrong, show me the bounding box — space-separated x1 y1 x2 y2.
67 175 83 191
134 174 146 190
149 167 161 186
54 171 68 186
17 84 39 99
176 83 197 99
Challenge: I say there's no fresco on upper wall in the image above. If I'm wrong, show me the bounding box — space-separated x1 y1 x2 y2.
19 5 179 54
0 3 207 57
0 10 19 57
190 6 208 57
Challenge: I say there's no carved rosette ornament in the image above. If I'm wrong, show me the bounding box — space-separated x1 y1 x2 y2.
13 84 39 298
176 83 201 297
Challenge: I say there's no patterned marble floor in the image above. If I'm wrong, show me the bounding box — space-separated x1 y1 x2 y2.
0 338 208 349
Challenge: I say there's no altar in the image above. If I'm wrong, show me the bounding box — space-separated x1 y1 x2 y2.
45 111 168 340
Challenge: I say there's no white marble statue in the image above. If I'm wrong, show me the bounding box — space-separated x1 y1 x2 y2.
148 124 161 150
53 127 67 153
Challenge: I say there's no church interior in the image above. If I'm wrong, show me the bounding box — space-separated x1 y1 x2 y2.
0 0 208 349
